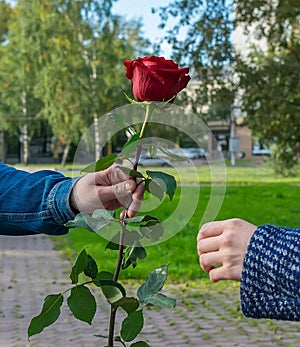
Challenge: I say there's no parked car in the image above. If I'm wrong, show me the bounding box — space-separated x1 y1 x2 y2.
167 147 206 160
184 148 206 159
252 142 271 156
137 156 171 167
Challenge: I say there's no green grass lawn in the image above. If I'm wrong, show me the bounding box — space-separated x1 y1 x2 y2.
54 161 300 283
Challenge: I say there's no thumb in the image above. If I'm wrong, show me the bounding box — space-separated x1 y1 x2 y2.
112 180 136 198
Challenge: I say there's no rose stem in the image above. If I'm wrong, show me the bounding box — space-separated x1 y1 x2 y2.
107 222 126 347
107 103 152 347
134 103 152 171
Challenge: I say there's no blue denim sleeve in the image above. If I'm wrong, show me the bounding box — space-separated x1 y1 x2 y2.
240 224 300 320
0 163 77 236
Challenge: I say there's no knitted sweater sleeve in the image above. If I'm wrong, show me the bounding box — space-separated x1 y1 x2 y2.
240 224 300 320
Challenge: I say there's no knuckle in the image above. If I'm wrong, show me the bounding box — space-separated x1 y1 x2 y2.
228 218 243 228
222 232 234 247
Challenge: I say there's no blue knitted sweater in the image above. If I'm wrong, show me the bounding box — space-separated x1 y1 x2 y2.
240 224 300 320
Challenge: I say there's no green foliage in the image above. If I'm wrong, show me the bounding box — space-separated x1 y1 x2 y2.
121 310 144 342
270 143 299 177
70 248 89 284
137 265 168 299
137 265 176 308
236 46 300 175
67 285 96 324
146 171 177 201
28 247 174 345
116 297 139 314
28 294 63 338
98 280 126 304
122 242 147 269
65 210 115 232
81 154 118 173
84 254 99 279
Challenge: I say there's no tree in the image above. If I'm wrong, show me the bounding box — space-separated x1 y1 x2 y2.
234 0 300 175
156 0 300 174
0 0 150 165
31 0 150 164
0 0 44 164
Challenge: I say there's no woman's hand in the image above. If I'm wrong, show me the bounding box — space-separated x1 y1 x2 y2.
197 218 257 282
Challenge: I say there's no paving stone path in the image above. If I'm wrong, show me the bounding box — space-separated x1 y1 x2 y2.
1 234 300 347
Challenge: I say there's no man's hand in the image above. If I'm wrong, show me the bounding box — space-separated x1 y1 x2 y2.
70 165 144 217
197 218 257 282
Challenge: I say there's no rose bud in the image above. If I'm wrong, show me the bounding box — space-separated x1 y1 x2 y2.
123 55 190 102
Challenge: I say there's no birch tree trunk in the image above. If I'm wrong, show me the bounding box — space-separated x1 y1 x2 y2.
61 143 70 167
20 90 29 165
93 113 101 161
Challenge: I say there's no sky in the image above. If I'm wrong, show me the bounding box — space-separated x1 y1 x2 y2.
111 0 173 56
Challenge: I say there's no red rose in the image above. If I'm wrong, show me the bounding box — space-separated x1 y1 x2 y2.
123 55 191 102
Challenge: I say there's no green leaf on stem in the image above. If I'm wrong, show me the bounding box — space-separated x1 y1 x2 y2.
140 221 163 242
101 282 126 304
114 297 139 314
65 210 115 232
146 171 177 200
135 245 147 259
121 310 144 342
118 166 145 179
139 292 176 308
84 254 98 279
94 270 114 280
137 265 176 308
123 215 159 224
67 285 96 324
122 247 137 269
145 178 164 201
81 154 118 173
122 241 147 269
122 133 141 156
105 235 120 251
137 265 168 300
70 248 88 284
93 272 126 304
28 293 63 338
130 341 151 347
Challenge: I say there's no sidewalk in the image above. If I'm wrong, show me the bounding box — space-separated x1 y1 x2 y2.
1 234 300 347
